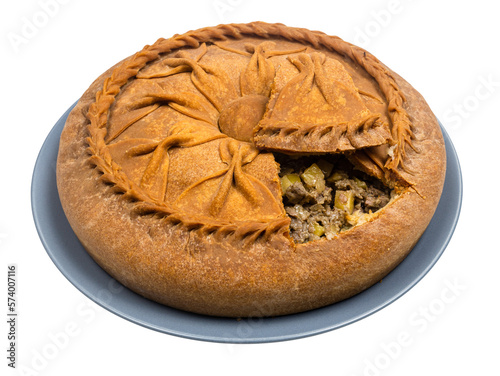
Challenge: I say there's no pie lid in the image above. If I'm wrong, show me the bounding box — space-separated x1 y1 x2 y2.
253 52 391 153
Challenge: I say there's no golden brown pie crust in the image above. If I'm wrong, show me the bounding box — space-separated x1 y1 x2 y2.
56 22 446 317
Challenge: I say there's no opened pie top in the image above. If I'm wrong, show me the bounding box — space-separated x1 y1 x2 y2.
86 28 416 241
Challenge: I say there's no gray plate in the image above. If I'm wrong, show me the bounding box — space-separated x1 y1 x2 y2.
32 103 462 343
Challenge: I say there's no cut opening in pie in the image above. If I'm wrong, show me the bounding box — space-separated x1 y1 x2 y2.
275 153 396 244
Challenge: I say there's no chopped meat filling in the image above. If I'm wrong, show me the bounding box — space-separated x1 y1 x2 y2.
276 154 393 244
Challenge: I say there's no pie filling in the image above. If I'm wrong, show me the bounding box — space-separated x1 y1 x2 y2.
276 153 394 244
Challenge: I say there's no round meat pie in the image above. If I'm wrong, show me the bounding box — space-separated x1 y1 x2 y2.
56 22 446 317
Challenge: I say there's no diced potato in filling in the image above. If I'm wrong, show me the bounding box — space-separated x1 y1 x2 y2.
300 163 325 193
276 154 393 244
311 222 325 237
334 190 355 214
280 174 301 193
327 170 348 183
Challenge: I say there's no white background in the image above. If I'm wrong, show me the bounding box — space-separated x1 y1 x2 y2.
1 0 498 375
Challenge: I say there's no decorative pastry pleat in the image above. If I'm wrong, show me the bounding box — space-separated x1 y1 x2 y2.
135 42 209 79
173 139 283 222
123 81 218 126
240 42 276 97
239 41 306 97
215 41 306 98
106 104 160 144
161 58 238 113
139 122 226 203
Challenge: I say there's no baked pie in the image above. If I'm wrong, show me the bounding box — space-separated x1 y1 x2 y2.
56 22 446 317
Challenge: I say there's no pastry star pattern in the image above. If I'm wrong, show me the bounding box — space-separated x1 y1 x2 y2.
86 23 416 238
